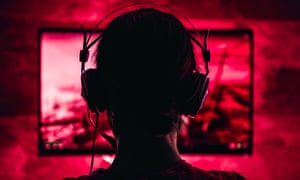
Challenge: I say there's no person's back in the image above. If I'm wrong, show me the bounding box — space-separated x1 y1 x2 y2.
64 7 247 180
65 160 245 180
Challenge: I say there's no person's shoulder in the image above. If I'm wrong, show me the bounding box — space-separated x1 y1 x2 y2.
62 169 107 180
173 160 247 180
208 170 247 180
62 175 89 180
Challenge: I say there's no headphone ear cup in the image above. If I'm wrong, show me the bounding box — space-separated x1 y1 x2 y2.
81 69 106 112
179 73 209 116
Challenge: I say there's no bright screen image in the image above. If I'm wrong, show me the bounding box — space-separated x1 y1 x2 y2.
38 28 253 154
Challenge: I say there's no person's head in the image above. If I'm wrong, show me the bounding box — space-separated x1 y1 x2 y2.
95 8 197 138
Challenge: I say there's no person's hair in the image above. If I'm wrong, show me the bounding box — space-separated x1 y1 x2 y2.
95 8 196 136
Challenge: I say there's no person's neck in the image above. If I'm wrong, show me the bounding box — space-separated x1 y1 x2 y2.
108 130 182 176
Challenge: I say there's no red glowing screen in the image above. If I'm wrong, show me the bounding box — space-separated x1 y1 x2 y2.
38 28 253 154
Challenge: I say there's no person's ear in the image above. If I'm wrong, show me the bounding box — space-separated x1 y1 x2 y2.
81 69 107 112
176 73 209 116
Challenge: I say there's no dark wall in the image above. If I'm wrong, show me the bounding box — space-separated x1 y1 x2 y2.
0 0 300 179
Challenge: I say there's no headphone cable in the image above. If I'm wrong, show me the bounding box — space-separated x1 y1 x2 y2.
89 112 99 177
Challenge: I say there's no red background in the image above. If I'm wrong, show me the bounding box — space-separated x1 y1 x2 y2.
0 0 300 179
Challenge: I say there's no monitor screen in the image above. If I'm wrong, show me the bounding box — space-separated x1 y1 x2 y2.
38 28 253 154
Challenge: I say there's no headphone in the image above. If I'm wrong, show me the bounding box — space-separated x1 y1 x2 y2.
79 3 211 117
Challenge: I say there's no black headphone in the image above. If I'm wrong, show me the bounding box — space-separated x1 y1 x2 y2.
79 3 211 117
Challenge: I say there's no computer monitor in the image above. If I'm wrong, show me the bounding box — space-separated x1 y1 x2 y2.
38 28 253 154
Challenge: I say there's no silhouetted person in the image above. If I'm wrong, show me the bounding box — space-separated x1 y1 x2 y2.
64 8 246 180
